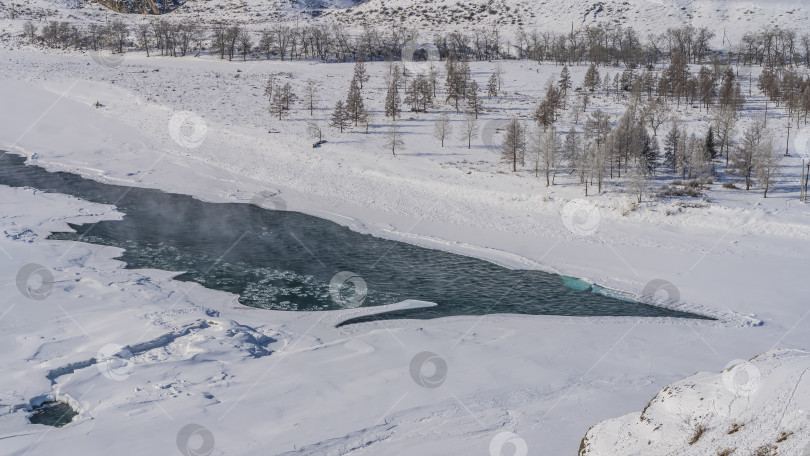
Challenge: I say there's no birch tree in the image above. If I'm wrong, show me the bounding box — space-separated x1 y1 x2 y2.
433 114 452 147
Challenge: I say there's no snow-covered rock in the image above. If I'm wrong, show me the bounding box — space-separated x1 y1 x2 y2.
579 349 810 456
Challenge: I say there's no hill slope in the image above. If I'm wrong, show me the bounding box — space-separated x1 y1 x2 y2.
4 0 808 44
579 349 810 456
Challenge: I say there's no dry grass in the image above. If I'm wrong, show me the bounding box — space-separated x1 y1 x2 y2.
776 430 793 443
727 422 744 434
689 423 708 445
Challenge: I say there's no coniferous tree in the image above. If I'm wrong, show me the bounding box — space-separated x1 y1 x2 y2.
384 77 402 120
704 127 717 161
583 63 600 92
345 78 366 126
558 66 572 109
353 59 369 89
501 118 526 172
487 73 498 98
663 123 680 172
466 80 482 119
331 100 350 132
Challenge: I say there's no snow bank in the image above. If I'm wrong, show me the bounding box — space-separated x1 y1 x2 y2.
579 349 810 456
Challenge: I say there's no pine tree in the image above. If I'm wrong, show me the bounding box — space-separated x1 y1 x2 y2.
330 100 350 133
466 80 482 119
384 79 401 120
583 63 600 92
558 66 572 109
353 59 369 89
345 77 366 126
501 118 526 172
663 123 680 172
487 73 498 98
704 127 717 161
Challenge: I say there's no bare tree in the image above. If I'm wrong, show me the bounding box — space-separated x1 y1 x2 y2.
641 99 669 136
307 122 323 142
531 126 561 186
732 121 765 190
23 21 37 43
459 114 479 149
304 79 318 116
753 134 782 197
433 114 452 147
385 123 405 155
238 29 252 61
714 106 737 165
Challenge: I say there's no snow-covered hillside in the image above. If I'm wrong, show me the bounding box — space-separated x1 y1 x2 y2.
579 349 810 456
2 0 809 43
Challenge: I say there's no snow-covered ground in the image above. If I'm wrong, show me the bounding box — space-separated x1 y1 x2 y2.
1 19 809 456
581 349 810 455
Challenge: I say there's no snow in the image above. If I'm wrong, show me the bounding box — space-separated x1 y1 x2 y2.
580 349 810 455
0 13 809 456
3 0 809 45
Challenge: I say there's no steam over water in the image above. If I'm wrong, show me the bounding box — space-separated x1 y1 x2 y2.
0 152 712 324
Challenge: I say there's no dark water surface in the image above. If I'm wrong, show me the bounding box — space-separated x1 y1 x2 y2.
0 152 711 324
28 401 77 427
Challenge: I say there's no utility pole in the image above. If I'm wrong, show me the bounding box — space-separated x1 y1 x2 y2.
785 120 791 156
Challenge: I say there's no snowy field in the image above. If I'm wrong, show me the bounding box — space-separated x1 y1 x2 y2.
1 9 810 456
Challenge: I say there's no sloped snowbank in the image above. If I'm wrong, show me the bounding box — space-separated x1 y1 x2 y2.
579 349 810 456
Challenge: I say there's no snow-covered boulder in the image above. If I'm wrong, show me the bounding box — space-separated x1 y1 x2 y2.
579 349 810 456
